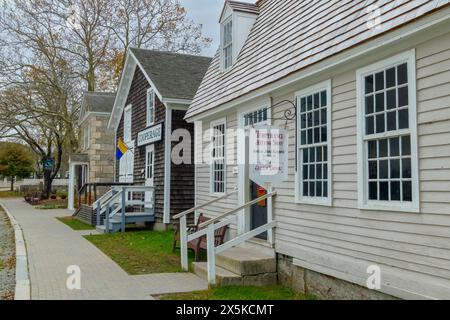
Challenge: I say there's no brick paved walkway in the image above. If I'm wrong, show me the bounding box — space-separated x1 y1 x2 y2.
0 198 207 300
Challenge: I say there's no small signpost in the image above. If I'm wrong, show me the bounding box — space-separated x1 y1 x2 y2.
248 125 289 245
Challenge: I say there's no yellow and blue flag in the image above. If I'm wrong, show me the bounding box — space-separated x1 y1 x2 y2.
116 138 129 160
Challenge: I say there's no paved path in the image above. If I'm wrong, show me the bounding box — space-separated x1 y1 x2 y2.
0 198 207 300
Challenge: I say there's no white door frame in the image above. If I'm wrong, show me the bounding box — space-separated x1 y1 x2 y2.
236 98 271 234
145 144 155 210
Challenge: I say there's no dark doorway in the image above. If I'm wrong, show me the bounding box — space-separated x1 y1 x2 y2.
250 181 268 240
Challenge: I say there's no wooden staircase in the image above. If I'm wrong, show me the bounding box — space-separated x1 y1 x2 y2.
192 246 277 286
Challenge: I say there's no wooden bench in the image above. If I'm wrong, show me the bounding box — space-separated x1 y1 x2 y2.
173 213 228 261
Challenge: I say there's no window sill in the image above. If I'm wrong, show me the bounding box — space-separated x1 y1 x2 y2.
358 201 420 213
295 197 332 207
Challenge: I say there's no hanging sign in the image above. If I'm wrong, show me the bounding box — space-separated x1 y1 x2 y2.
249 125 289 188
137 123 163 147
43 158 55 171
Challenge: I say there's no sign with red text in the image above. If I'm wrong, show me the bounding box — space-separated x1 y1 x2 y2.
249 125 288 188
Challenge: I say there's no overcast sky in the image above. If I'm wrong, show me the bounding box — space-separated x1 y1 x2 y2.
180 0 255 57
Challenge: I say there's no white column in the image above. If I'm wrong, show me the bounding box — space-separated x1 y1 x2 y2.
68 163 76 211
163 105 172 224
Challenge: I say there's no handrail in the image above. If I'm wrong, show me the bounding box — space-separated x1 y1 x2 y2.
93 189 113 209
198 191 277 229
173 188 238 220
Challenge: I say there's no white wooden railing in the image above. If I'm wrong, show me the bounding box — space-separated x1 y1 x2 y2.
175 189 277 284
93 186 155 233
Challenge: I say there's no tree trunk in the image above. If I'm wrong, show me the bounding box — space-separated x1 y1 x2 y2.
10 176 14 191
43 170 53 199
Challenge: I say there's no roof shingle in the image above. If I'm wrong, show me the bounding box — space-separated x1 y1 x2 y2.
83 92 116 113
186 0 449 119
130 48 212 100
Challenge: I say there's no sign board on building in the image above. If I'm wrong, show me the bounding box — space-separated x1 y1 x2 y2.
137 123 163 147
249 125 288 188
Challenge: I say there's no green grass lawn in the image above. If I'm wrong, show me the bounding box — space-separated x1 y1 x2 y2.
84 230 193 274
159 285 317 300
0 190 24 198
57 216 95 230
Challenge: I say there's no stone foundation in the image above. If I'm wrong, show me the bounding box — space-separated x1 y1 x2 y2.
277 254 397 300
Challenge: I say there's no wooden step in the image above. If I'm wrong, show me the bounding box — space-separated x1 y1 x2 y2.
192 262 242 286
216 246 276 276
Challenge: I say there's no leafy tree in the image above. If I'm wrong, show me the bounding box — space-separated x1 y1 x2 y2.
0 143 35 191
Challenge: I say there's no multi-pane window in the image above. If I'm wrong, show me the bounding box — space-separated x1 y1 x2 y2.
358 51 418 211
147 89 155 126
146 147 154 180
363 62 412 202
211 121 226 194
243 108 268 126
297 82 331 203
222 20 233 69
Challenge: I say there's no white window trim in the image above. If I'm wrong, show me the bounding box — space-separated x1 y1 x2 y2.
221 17 233 71
147 89 155 127
356 49 419 213
294 80 333 206
83 124 91 150
210 117 227 196
145 144 155 186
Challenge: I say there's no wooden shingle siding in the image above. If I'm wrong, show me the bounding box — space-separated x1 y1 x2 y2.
194 31 450 298
115 68 166 222
188 0 449 119
170 110 195 217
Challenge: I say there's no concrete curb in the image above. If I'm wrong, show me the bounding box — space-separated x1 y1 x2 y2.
0 201 31 300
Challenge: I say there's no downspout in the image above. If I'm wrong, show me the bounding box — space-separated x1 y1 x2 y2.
163 104 172 224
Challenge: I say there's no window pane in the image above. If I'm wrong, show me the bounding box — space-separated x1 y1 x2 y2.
402 158 411 178
301 130 306 145
387 111 397 131
397 63 408 85
379 139 388 157
321 90 327 107
398 109 409 129
316 182 322 197
309 182 315 197
321 126 327 143
402 136 411 156
386 67 396 88
375 71 384 91
366 95 374 114
314 110 320 126
307 129 313 144
323 182 328 197
376 93 384 112
301 114 306 129
376 114 385 133
365 75 374 94
314 127 320 143
303 182 308 196
303 165 308 179
307 96 312 111
368 141 377 158
390 137 399 157
369 161 377 179
309 147 315 162
323 164 328 179
321 108 327 125
379 160 389 179
316 147 322 162
380 181 389 200
369 182 378 200
314 93 320 109
301 98 306 112
386 89 396 110
309 165 315 179
316 164 322 179
398 86 409 107
403 181 412 201
366 116 374 135
307 113 312 128
390 159 400 178
391 181 401 201
303 149 308 163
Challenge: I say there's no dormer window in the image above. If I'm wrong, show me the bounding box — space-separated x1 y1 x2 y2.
222 19 233 70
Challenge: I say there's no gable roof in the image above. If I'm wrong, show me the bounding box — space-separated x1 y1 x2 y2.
83 92 116 113
227 1 259 14
107 48 212 130
79 91 116 125
130 48 212 101
186 0 450 120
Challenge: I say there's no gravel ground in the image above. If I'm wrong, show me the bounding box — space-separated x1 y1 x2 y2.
0 206 15 300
